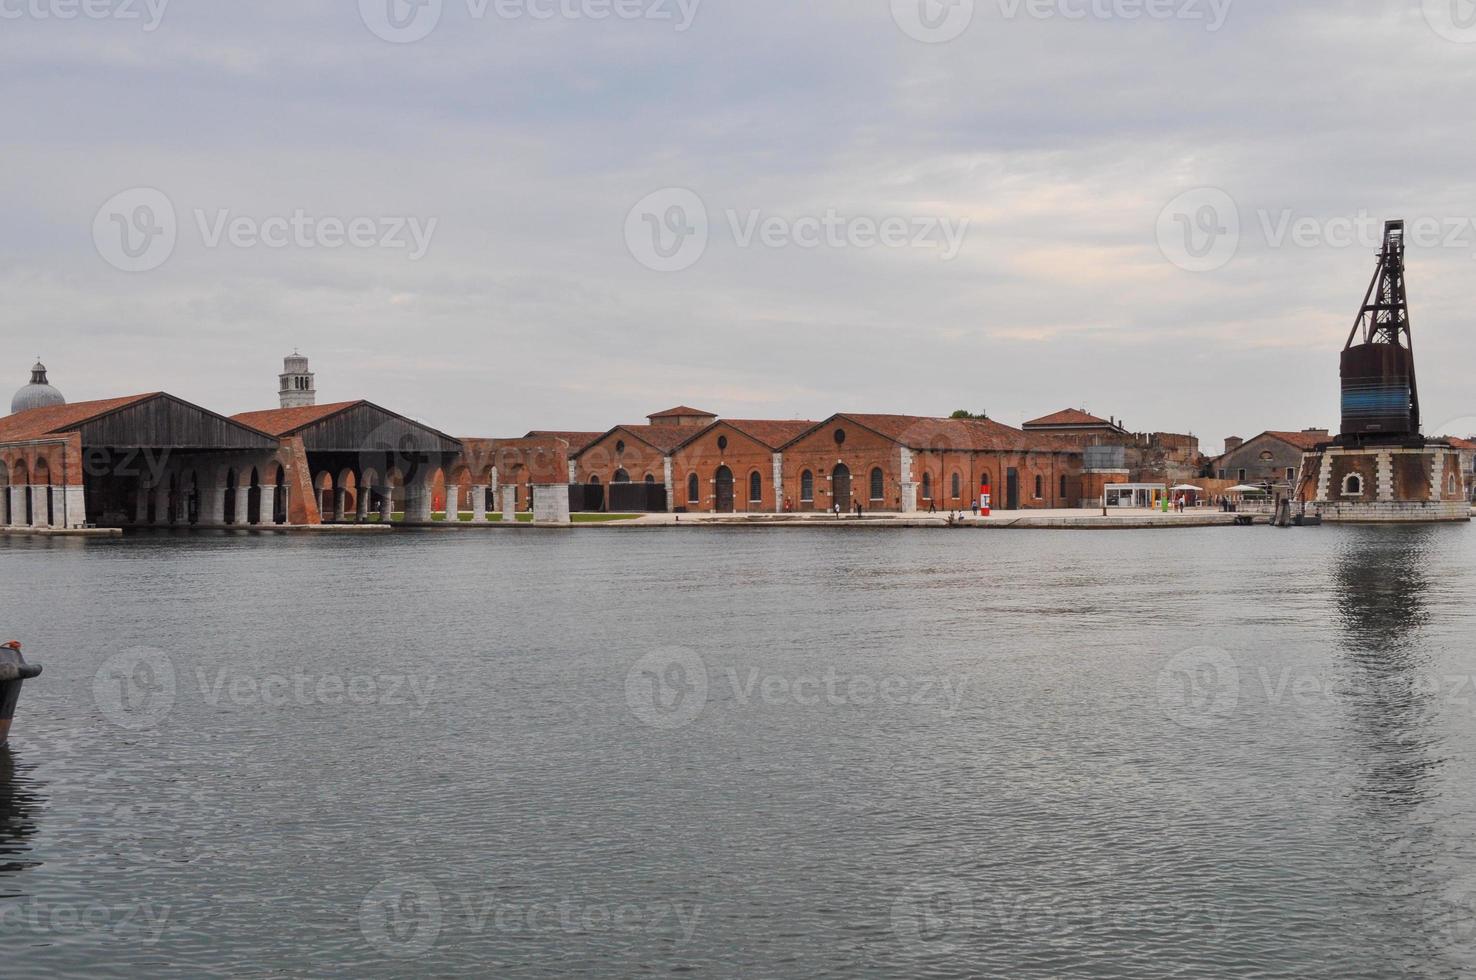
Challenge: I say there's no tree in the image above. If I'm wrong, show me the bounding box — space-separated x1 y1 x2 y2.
950 410 988 420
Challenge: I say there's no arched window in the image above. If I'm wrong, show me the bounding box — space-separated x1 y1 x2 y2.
613 468 630 483
1342 474 1362 496
688 473 700 503
870 467 884 501
1034 475 1043 499
951 473 961 499
922 472 932 499
801 470 814 502
644 474 655 484
590 474 601 485
748 472 763 503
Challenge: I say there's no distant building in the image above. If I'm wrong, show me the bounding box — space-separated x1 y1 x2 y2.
11 362 65 415
279 352 316 409
1211 430 1330 491
1023 407 1201 485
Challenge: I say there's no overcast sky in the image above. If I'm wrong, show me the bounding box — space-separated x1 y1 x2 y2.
4 0 1475 452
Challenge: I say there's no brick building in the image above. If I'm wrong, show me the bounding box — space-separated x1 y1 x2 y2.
567 409 1085 513
1023 408 1202 485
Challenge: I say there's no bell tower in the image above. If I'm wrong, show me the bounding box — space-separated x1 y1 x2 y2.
279 352 316 409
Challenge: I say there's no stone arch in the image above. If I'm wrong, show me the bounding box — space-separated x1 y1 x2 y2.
1342 473 1363 497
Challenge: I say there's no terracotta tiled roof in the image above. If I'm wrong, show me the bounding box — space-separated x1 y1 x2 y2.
819 414 1071 453
1435 436 1476 451
231 401 363 436
525 431 604 453
619 424 693 453
1264 430 1329 451
1023 408 1116 428
719 419 819 449
648 406 715 419
0 393 160 443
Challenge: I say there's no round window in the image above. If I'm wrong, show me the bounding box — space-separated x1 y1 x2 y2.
615 440 626 454
717 435 728 451
834 429 846 446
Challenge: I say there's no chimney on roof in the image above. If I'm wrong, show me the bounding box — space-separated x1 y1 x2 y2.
1224 436 1244 452
1303 428 1330 438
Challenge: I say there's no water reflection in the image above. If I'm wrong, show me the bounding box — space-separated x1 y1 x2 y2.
0 746 44 882
1331 526 1440 806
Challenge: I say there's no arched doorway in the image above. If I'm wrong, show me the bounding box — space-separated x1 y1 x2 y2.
715 466 735 513
832 464 851 511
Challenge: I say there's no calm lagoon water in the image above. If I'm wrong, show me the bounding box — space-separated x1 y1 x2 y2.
3 523 1476 978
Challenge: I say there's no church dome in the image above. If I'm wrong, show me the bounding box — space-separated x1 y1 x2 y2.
10 362 66 415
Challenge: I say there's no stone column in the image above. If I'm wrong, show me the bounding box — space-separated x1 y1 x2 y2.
257 486 277 525
64 485 86 528
772 453 785 513
470 485 488 523
10 485 25 526
379 487 394 522
897 448 909 516
405 481 433 523
663 457 675 513
356 488 370 522
30 486 48 527
1376 452 1394 502
232 486 251 526
443 484 460 522
135 486 151 525
202 487 226 526
567 460 577 484
154 486 172 526
333 487 347 523
533 484 571 524
501 485 517 522
175 491 190 525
